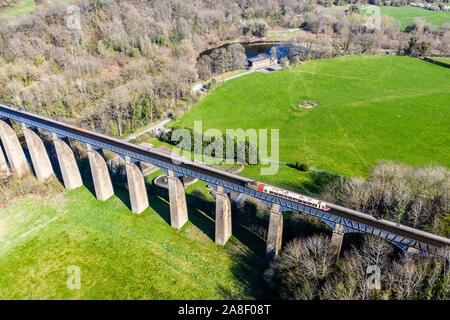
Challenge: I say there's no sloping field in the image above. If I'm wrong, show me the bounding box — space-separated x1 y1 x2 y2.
0 0 73 18
176 56 450 177
379 6 450 29
433 57 450 64
0 178 266 299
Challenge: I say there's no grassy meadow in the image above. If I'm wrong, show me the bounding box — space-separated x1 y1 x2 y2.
0 0 73 18
0 173 266 299
176 55 450 178
432 57 450 64
0 0 36 17
378 6 450 29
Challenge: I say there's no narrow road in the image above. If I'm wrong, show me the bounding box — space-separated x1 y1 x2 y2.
220 64 281 83
222 70 254 82
125 118 172 141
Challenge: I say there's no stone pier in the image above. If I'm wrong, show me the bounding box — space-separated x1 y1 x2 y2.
0 119 30 177
328 223 345 263
52 133 83 190
168 169 188 229
0 142 10 179
125 156 149 214
87 144 114 201
215 185 232 246
266 203 283 260
22 124 53 181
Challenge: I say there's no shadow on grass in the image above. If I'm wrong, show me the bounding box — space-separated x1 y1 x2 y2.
216 227 268 299
299 171 339 195
61 139 98 198
146 186 171 225
78 162 97 198
213 254 267 299
113 185 132 210
150 184 268 299
185 192 216 241
184 190 268 299
185 190 266 254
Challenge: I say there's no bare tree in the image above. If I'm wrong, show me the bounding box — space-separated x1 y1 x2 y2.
268 235 333 300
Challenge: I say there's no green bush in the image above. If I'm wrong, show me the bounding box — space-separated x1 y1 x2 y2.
292 161 308 172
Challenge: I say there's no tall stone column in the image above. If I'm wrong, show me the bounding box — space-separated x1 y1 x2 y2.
266 203 283 260
125 156 149 214
21 124 54 182
167 169 188 229
87 143 114 201
0 119 30 177
215 185 232 246
328 223 345 263
52 133 83 190
0 142 10 179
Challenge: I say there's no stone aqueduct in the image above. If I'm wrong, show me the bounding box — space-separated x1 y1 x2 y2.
0 109 277 257
0 103 449 261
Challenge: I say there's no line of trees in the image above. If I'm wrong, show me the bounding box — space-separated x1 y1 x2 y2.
197 43 247 80
161 126 260 165
0 0 265 136
285 10 447 62
0 0 448 137
0 0 20 10
266 234 450 300
321 161 450 236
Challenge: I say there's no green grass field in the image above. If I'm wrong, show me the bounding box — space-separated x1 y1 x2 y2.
0 0 73 18
0 175 266 299
432 57 450 64
176 56 450 178
377 6 450 29
0 0 36 17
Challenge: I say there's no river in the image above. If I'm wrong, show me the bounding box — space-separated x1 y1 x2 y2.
199 41 302 63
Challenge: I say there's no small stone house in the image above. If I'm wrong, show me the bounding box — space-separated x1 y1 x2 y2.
248 54 273 69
